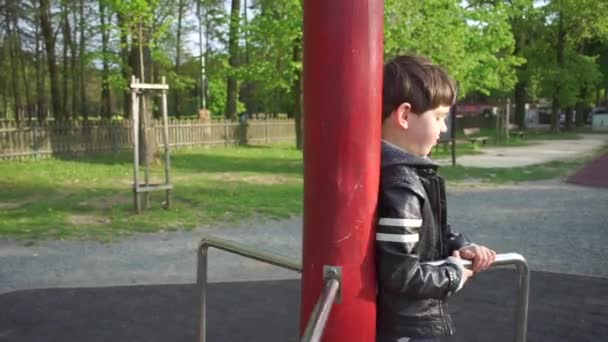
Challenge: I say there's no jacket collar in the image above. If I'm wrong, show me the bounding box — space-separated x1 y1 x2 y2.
381 140 438 169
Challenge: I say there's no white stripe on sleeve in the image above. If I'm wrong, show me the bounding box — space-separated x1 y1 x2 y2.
376 233 420 243
378 217 423 227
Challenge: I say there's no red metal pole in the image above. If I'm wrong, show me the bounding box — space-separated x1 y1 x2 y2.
301 1 383 341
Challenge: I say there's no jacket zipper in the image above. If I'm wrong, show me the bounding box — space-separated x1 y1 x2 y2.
434 176 444 258
435 176 453 335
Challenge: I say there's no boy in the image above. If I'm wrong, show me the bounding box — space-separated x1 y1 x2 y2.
376 55 496 342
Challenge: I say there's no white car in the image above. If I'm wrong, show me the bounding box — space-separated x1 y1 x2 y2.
588 107 608 124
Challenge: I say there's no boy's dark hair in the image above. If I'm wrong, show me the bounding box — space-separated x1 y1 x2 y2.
382 55 456 121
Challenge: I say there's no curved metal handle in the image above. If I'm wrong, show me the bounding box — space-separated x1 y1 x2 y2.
424 253 529 342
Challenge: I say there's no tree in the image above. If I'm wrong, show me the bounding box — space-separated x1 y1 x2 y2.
99 0 112 119
39 0 64 120
532 0 608 131
173 0 186 117
224 0 240 119
385 0 522 99
109 0 158 163
60 0 73 119
468 0 537 129
242 0 302 145
78 0 87 119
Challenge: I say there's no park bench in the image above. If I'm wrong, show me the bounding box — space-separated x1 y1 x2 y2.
463 127 489 148
434 138 453 153
508 124 525 138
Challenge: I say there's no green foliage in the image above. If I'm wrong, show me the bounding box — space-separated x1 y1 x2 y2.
522 0 608 106
238 0 302 114
2 0 608 121
385 0 523 97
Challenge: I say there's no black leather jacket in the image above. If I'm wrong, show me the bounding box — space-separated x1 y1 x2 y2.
376 141 471 339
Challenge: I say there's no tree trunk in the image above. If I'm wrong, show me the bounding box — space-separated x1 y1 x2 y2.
71 0 88 121
512 24 527 130
174 0 185 118
18 36 33 121
40 0 64 120
8 33 22 122
131 19 158 165
564 106 574 131
99 0 111 120
34 11 47 121
117 13 131 118
61 1 72 120
70 4 79 120
5 0 21 121
575 86 588 128
224 0 241 119
551 7 565 133
514 80 527 129
78 0 87 120
1 41 9 119
1 73 7 119
292 38 303 150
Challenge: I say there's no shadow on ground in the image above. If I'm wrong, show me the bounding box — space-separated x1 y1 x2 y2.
1 270 607 342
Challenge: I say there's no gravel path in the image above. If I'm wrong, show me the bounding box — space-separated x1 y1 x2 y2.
436 133 608 167
2 179 607 295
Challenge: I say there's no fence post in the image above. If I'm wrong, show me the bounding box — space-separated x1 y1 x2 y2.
265 115 269 144
224 118 228 146
32 121 39 159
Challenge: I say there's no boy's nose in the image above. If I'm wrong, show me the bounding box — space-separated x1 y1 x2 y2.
440 121 448 133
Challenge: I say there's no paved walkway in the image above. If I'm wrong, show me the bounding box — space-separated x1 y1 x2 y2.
436 134 608 168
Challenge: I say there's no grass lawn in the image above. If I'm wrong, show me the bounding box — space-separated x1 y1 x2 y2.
0 142 603 241
0 145 304 241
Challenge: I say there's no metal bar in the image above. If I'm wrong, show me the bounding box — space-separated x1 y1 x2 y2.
197 246 208 342
129 82 170 90
425 253 529 342
301 278 340 342
142 80 150 210
197 236 302 272
161 76 172 209
197 236 302 342
131 76 141 214
470 254 528 342
134 184 174 193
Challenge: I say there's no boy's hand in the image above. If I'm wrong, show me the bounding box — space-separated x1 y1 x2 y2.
452 250 474 283
458 245 496 272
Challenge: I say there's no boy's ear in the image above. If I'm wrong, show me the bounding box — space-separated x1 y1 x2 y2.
394 102 412 129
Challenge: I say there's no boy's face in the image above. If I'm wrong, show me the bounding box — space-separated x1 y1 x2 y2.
390 104 450 156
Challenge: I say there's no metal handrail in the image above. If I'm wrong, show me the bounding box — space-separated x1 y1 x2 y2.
426 253 530 342
301 274 341 342
196 235 528 342
480 253 530 342
197 236 302 342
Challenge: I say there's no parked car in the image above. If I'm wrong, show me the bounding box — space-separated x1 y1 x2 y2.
588 107 608 124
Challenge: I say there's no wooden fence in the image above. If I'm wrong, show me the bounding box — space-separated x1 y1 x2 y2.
0 119 296 159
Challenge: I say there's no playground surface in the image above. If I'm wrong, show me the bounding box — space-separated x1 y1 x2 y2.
1 270 607 341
